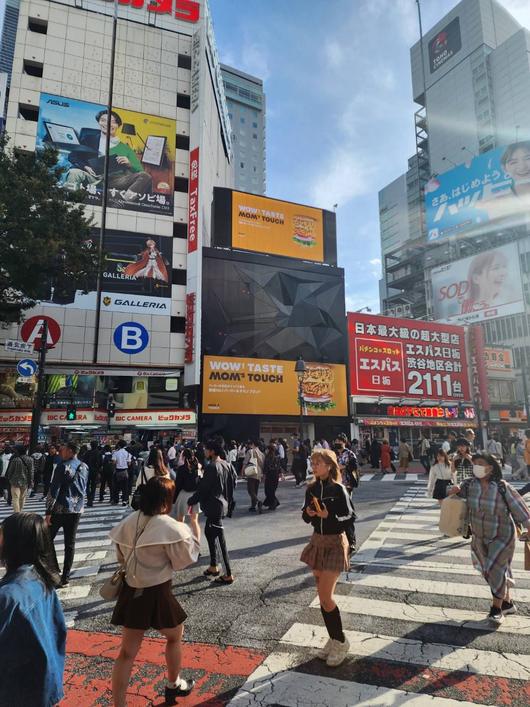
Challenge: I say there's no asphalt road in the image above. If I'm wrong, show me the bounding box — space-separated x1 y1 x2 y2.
74 475 407 652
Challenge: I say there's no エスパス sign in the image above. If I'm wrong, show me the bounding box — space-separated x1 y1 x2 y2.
112 0 200 23
348 312 470 402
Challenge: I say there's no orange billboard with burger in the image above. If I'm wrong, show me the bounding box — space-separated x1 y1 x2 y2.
202 356 347 416
231 192 325 262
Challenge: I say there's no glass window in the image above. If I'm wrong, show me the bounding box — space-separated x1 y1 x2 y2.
240 117 245 124
240 162 244 168
252 133 258 139
252 122 258 128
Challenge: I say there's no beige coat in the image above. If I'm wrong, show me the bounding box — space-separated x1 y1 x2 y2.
109 511 199 588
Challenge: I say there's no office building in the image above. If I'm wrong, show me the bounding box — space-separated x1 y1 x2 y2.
221 63 266 194
0 0 233 442
379 0 530 430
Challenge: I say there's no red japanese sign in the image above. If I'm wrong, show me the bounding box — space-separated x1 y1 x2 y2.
468 325 490 412
348 313 471 402
188 147 199 253
116 0 200 23
184 292 195 364
20 316 61 350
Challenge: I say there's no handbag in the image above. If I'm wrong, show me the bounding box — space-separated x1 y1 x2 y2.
130 465 148 511
100 515 149 601
244 452 258 478
439 496 468 537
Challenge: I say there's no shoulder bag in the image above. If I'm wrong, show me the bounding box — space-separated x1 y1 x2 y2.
439 495 468 537
130 465 148 511
100 514 149 601
244 452 258 478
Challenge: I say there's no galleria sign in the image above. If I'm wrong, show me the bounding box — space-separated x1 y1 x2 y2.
105 0 200 23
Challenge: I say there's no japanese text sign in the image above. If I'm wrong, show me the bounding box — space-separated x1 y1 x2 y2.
347 313 471 402
36 94 176 217
425 142 530 242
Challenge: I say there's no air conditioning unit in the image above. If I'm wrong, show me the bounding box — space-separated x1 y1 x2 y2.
386 304 412 318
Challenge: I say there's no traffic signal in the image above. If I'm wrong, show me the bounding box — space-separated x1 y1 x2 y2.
66 403 77 421
107 397 116 418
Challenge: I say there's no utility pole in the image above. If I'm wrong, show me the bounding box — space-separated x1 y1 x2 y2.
29 319 49 453
522 365 530 424
93 0 118 363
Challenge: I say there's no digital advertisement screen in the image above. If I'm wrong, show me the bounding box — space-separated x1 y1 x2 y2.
36 93 176 216
231 191 325 262
202 355 348 416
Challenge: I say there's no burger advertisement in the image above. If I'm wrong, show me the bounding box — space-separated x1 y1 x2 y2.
231 191 325 262
202 355 347 417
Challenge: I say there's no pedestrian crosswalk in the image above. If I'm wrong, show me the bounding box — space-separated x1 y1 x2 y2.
0 495 128 625
228 485 530 706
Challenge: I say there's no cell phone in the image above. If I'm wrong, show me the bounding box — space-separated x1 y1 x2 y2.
312 496 322 513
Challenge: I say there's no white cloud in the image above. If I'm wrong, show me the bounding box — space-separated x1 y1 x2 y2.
345 292 380 315
503 0 530 29
369 258 381 266
309 145 376 209
240 41 271 81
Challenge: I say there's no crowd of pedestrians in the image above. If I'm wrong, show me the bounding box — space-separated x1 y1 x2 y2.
2 426 530 702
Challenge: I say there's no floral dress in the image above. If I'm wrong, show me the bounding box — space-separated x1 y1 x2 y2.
459 479 530 599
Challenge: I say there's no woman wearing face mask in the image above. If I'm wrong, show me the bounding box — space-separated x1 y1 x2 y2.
301 449 356 667
448 453 530 624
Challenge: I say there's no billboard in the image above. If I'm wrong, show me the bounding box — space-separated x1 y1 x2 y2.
425 142 530 241
211 188 338 263
348 312 471 402
202 249 347 364
231 192 324 262
429 17 462 73
202 356 348 416
430 243 524 325
484 347 513 372
36 93 176 216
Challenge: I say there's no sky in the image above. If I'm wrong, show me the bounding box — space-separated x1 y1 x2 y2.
209 0 530 315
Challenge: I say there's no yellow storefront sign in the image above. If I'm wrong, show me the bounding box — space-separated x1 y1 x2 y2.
231 192 324 262
202 356 347 416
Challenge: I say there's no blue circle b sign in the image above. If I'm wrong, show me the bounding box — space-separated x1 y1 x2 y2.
113 322 149 354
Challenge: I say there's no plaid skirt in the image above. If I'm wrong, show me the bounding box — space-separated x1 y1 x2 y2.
300 532 349 573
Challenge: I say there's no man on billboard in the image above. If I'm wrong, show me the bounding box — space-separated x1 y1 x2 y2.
63 109 152 204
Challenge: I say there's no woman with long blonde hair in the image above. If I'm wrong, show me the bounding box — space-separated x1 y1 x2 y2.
300 449 356 667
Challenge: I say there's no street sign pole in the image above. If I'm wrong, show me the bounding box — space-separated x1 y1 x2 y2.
29 320 49 453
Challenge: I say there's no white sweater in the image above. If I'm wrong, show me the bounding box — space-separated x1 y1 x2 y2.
426 462 455 498
110 511 199 588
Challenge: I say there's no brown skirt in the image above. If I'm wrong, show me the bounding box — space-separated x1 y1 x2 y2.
300 532 349 573
111 579 187 631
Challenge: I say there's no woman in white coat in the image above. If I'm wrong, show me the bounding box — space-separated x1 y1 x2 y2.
427 449 455 504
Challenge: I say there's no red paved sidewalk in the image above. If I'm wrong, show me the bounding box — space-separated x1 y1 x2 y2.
62 630 266 706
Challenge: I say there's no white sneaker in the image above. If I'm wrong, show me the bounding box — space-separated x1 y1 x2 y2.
326 637 350 667
316 638 333 660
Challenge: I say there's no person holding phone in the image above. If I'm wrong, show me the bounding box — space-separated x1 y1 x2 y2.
300 449 355 667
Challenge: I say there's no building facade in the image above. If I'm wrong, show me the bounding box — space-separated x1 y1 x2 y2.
379 0 530 434
0 0 233 443
220 63 266 195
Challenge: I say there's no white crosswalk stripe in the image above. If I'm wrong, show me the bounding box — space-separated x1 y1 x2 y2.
228 485 530 705
0 495 128 625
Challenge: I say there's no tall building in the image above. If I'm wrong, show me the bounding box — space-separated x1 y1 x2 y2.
0 0 233 443
379 0 530 433
221 63 266 194
0 0 20 84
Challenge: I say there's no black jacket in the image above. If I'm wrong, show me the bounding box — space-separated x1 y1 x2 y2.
302 478 356 535
188 458 234 519
85 448 102 472
175 462 200 496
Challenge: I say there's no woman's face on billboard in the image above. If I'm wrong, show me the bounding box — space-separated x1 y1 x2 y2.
472 254 508 299
504 147 530 184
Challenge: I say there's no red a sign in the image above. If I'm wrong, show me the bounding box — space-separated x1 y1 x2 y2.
188 147 199 253
20 316 61 350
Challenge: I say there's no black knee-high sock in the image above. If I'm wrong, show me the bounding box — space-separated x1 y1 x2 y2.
320 605 345 642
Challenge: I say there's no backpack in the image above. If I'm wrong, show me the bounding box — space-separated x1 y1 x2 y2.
343 451 360 489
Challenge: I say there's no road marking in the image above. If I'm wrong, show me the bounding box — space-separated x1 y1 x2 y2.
56 585 91 600
342 571 530 602
309 594 530 634
370 542 526 567
281 623 530 680
382 474 397 481
370 530 465 542
56 550 107 563
351 556 529 579
228 653 478 706
360 474 374 482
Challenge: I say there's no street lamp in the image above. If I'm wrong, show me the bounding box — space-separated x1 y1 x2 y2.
295 356 306 442
355 307 372 313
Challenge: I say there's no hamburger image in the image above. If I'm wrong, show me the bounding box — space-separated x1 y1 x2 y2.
292 214 317 247
300 364 336 411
